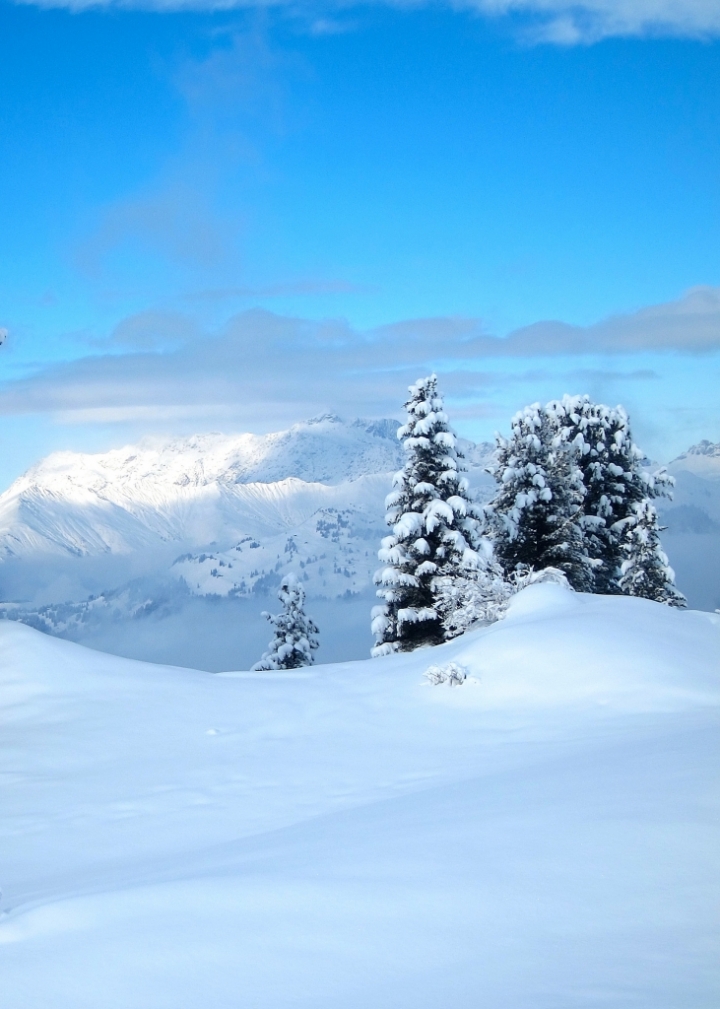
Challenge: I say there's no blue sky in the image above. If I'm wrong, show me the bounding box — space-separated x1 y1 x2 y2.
1 0 719 485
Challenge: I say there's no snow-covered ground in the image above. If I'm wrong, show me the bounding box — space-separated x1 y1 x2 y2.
2 582 719 1007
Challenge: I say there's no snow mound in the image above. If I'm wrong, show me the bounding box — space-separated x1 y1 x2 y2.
1 588 718 1007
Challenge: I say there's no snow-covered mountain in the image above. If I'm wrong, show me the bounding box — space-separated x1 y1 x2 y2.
669 438 720 479
0 414 494 564
0 416 407 560
659 440 720 612
0 416 495 669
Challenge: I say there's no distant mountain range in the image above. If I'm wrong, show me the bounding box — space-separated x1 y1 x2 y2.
0 416 492 669
0 416 405 560
0 416 717 670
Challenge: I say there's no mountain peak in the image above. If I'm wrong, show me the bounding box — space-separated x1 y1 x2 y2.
680 440 720 459
668 440 720 482
305 412 344 426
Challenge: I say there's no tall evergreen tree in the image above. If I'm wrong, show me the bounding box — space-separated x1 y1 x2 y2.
487 403 593 591
617 501 686 607
547 394 679 600
372 375 492 656
545 395 634 592
252 573 319 670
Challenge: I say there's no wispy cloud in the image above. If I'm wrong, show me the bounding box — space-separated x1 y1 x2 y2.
185 279 374 301
109 310 203 350
16 0 720 44
1 288 718 432
174 26 301 140
370 286 720 358
69 27 302 296
74 188 238 277
495 0 720 44
502 286 720 355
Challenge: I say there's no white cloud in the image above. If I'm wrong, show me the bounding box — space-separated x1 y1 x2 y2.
1 288 718 432
16 0 720 44
74 189 238 277
484 0 720 44
505 286 720 354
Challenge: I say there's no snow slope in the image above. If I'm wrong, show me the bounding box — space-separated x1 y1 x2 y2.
1 584 719 1007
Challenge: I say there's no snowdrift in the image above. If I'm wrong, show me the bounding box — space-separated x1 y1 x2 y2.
1 583 719 1007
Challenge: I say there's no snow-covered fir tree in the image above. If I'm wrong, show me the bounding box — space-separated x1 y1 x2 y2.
486 403 593 592
545 395 630 593
617 500 686 607
252 573 319 670
372 375 499 656
546 394 681 602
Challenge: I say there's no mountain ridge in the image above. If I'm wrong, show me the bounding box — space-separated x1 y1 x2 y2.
0 416 494 565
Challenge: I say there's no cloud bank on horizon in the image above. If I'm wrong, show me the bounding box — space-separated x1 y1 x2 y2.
13 0 720 44
1 286 719 468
